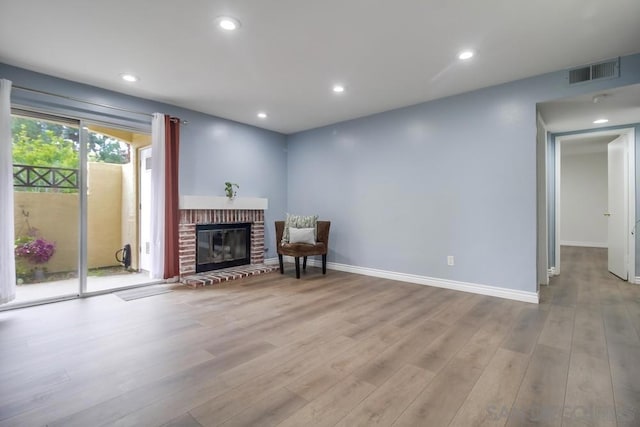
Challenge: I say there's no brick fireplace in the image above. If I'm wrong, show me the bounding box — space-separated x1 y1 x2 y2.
177 195 270 281
178 209 265 277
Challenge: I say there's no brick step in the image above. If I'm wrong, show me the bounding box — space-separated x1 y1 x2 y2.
180 263 279 288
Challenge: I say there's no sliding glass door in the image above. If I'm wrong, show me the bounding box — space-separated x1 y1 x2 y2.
85 124 154 293
11 112 80 304
6 111 155 308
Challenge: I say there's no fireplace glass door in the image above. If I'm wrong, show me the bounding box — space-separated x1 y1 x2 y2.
197 223 251 272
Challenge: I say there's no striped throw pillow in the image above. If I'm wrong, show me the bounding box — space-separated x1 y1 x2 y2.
282 213 318 244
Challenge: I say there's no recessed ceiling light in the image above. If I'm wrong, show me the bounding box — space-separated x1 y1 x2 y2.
333 85 345 93
593 118 609 124
458 50 474 60
257 112 267 119
120 73 139 82
216 16 240 31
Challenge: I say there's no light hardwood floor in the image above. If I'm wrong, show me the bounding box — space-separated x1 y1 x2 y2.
1 246 639 426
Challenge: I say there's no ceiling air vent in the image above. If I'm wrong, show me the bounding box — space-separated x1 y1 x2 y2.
568 58 619 85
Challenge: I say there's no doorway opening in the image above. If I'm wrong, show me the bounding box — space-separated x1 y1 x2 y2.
554 127 636 282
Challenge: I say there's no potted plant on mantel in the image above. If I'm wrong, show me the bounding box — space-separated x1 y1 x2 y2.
224 182 239 200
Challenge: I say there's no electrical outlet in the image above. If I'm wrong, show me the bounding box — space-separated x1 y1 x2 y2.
447 255 454 266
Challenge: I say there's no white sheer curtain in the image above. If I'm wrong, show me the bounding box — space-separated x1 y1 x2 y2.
0 79 16 304
150 113 166 279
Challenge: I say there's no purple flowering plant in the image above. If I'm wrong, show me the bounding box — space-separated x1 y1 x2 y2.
15 237 56 264
14 208 56 265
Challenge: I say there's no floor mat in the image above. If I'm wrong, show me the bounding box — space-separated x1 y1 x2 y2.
115 285 173 301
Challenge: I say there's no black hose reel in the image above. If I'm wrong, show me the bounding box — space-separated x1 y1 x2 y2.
115 244 132 269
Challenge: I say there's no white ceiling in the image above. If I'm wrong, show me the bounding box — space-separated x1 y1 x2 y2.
560 134 617 155
539 83 640 133
1 0 640 134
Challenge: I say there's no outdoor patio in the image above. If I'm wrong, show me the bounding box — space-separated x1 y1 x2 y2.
11 271 155 305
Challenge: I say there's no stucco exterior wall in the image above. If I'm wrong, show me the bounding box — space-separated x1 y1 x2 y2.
87 162 122 269
14 162 123 273
14 192 79 273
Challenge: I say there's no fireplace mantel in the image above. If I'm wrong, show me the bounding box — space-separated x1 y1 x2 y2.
179 195 268 210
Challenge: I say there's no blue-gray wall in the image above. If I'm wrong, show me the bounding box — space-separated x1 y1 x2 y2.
0 64 288 255
5 51 640 293
286 53 640 294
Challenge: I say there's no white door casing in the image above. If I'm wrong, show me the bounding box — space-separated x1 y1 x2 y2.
536 112 549 287
554 128 635 283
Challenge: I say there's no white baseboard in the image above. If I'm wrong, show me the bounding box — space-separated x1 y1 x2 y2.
560 241 607 248
290 258 538 304
264 257 280 265
633 276 640 285
548 267 557 276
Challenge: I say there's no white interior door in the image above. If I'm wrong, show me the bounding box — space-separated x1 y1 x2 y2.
139 147 152 272
607 135 628 279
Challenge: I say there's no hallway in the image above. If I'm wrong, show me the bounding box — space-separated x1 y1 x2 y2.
541 246 640 426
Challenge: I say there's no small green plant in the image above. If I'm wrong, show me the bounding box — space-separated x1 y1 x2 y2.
15 256 31 284
89 268 104 277
224 182 239 199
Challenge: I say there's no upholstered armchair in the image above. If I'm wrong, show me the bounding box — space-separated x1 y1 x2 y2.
275 221 331 279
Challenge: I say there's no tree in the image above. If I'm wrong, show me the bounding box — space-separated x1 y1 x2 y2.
11 116 130 166
87 132 130 164
12 119 79 168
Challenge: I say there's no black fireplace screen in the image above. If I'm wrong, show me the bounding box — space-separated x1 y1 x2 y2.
196 222 251 272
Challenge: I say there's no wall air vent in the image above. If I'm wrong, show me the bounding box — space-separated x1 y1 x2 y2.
569 67 590 84
568 58 619 85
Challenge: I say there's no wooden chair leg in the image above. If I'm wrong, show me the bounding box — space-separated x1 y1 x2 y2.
322 254 327 274
294 257 301 279
278 254 284 274
303 256 307 271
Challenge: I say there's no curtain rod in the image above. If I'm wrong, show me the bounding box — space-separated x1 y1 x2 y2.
12 84 187 124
